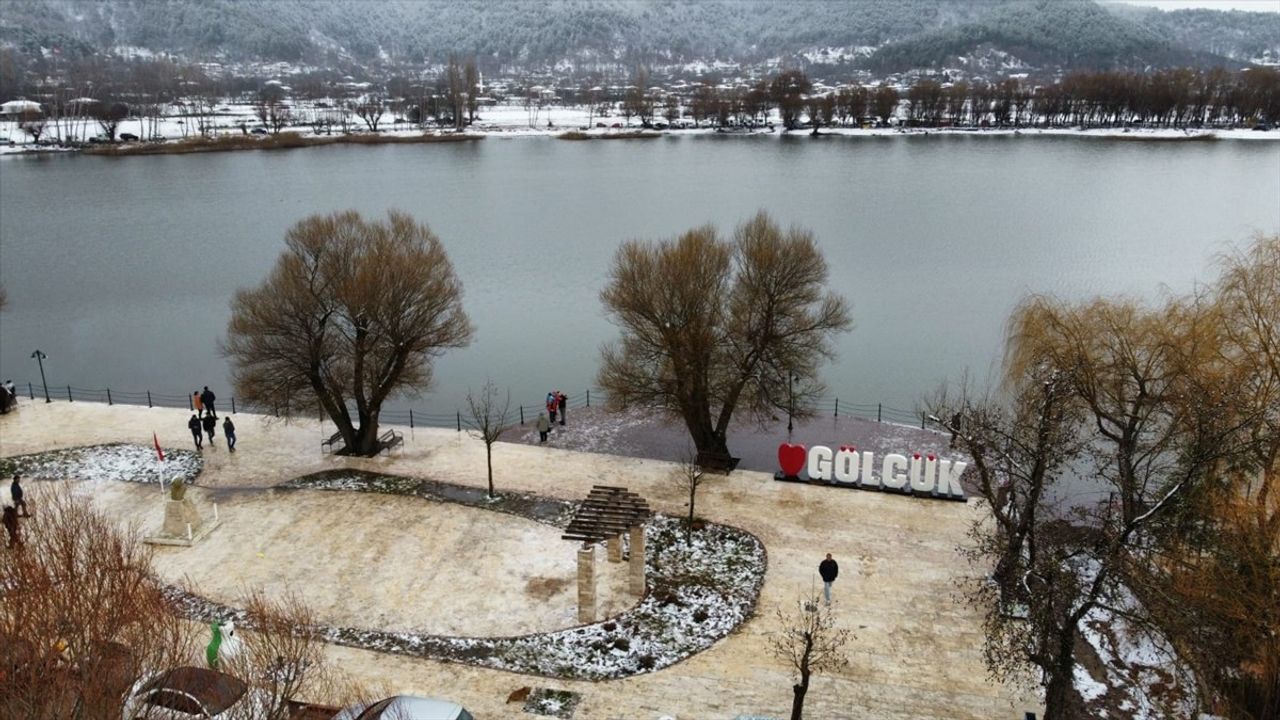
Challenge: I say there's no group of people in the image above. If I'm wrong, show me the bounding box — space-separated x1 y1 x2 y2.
3 474 31 549
536 390 568 443
187 385 236 452
0 379 17 414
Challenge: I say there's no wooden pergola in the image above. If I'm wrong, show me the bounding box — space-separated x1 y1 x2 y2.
563 485 651 623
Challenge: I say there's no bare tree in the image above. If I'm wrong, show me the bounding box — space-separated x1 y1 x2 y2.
464 59 480 124
663 95 680 125
770 69 811 131
871 83 899 126
220 590 368 720
17 108 45 143
223 210 473 456
768 592 851 720
465 380 511 499
93 100 129 141
1 487 195 719
352 95 384 132
669 450 709 544
598 211 851 462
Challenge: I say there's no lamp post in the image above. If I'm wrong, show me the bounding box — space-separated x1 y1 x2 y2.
787 374 798 438
30 349 50 403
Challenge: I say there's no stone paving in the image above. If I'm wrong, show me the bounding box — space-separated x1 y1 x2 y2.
0 401 1041 720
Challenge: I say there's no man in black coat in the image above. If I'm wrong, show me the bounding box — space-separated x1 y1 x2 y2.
200 386 217 419
819 553 839 606
188 414 203 450
202 413 217 448
11 473 30 518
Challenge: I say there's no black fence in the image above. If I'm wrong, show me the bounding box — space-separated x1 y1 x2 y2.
9 380 945 433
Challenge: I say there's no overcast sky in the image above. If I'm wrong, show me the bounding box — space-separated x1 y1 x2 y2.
1109 0 1280 11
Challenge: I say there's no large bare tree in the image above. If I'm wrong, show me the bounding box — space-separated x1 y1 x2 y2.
224 210 473 456
598 211 850 462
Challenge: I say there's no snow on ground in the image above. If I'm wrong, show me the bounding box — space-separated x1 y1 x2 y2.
161 466 768 681
3 99 1276 156
0 442 202 486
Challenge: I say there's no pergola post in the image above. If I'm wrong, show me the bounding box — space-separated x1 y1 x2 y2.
577 543 596 624
629 524 646 595
606 534 623 563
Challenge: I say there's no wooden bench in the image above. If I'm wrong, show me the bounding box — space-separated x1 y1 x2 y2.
379 429 404 455
321 431 345 454
696 451 741 475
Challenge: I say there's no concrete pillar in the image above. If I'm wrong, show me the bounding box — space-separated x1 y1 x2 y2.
577 544 596 624
628 524 646 595
606 534 622 563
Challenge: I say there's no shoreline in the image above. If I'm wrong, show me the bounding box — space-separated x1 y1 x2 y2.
3 122 1276 159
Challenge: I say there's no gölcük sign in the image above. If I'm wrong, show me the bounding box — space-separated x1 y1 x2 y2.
775 443 967 502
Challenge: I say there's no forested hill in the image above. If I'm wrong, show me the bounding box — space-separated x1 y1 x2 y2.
1 0 1277 73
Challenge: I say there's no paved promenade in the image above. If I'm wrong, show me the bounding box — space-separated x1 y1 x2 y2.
0 401 1040 720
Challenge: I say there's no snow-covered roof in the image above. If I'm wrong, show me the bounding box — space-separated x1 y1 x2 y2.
0 99 42 115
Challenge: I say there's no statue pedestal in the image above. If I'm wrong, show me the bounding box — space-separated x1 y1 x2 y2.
146 497 220 547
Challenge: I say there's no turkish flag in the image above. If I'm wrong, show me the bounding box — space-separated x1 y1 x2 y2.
153 432 165 462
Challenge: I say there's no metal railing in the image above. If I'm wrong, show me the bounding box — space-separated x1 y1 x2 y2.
9 380 942 433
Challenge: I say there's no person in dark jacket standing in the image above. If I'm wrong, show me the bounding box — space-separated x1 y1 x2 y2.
819 553 839 606
201 413 217 447
201 386 217 419
557 391 567 426
223 416 237 453
3 505 19 548
11 474 30 518
188 414 203 450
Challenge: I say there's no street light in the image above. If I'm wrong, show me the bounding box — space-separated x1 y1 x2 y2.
787 374 799 438
30 349 50 403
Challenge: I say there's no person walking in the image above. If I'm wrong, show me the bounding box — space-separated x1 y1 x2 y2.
188 414 203 450
201 386 217 419
557 391 567 426
546 392 557 426
223 416 237 453
819 553 839 606
193 391 204 417
3 505 19 549
536 412 550 443
11 474 30 518
202 413 217 448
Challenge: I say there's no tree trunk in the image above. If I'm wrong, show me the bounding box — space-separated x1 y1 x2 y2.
486 443 494 498
680 410 729 457
790 675 809 720
1043 624 1081 720
349 414 382 456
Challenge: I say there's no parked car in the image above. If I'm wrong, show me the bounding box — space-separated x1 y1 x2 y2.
120 133 140 141
331 695 474 720
251 127 269 135
1254 123 1273 131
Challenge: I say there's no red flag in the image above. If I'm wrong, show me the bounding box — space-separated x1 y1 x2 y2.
153 432 165 462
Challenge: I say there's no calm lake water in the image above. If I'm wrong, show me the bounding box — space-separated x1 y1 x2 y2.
1 135 1277 419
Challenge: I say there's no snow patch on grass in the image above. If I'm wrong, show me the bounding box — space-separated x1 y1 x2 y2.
0 443 202 486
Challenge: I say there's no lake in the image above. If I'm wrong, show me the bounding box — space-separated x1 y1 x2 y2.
1 134 1277 420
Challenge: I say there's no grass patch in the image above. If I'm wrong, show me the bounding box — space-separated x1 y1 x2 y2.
86 131 484 156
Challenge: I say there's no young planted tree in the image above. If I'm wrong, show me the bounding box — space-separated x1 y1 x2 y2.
598 211 850 462
465 380 511 499
224 210 473 456
17 108 45 143
768 592 851 720
669 450 709 544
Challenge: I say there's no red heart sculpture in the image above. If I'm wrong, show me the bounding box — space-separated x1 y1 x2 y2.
778 443 807 477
